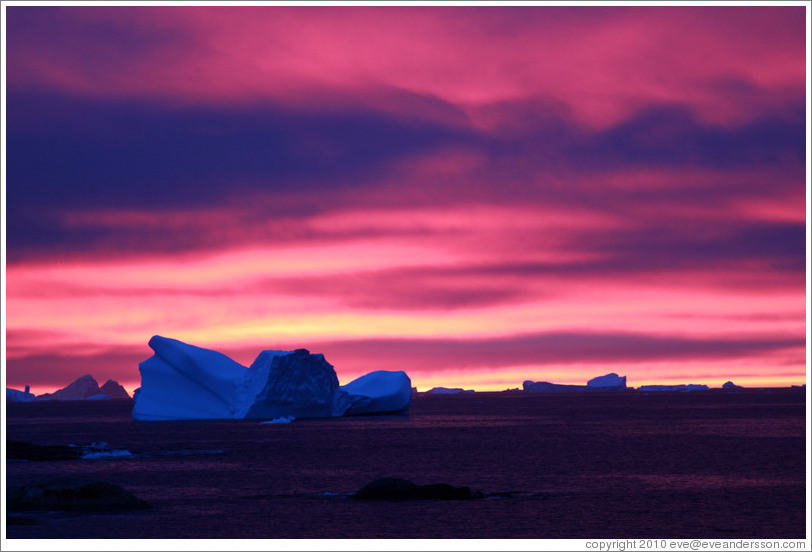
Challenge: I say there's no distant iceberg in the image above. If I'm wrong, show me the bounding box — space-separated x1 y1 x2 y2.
425 387 475 395
85 394 112 401
637 384 710 392
522 381 587 392
587 373 626 389
132 336 411 421
523 373 628 393
6 387 38 402
722 381 743 389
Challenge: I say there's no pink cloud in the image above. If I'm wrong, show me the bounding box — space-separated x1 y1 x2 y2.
7 6 805 128
4 6 806 395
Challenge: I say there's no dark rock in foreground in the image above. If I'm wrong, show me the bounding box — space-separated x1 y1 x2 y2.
8 477 150 512
7 440 83 461
6 514 37 525
353 477 484 500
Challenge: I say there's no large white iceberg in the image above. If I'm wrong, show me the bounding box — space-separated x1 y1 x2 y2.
132 336 411 421
134 336 247 420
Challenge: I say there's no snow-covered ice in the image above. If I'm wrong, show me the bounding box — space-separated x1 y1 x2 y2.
132 336 412 421
77 442 135 459
85 394 112 400
341 370 412 415
133 336 248 421
260 416 295 424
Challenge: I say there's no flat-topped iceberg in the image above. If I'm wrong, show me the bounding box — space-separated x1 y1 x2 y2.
426 387 475 395
523 372 628 393
523 381 587 392
638 384 709 392
132 336 411 421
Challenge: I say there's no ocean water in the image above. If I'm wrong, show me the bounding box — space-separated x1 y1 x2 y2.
5 390 807 539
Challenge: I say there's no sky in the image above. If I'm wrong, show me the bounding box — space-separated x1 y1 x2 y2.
3 4 809 395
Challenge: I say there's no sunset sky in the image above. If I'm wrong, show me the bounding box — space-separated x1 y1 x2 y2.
3 4 809 395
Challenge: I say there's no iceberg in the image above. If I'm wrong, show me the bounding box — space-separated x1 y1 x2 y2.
425 387 475 395
587 373 627 389
85 394 112 401
238 348 350 419
133 336 247 420
7 387 37 402
341 370 412 415
523 373 628 393
260 416 295 424
637 384 710 392
523 381 587 392
722 381 742 389
132 336 412 421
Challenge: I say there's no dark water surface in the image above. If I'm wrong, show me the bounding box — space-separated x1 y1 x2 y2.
5 390 807 539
